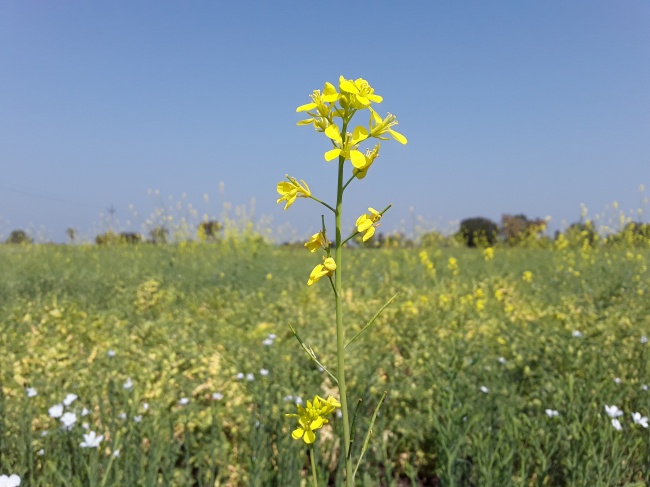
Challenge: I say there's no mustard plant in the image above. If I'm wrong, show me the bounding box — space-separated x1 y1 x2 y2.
276 76 406 485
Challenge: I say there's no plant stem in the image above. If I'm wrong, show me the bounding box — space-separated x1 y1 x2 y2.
335 155 353 486
310 445 319 487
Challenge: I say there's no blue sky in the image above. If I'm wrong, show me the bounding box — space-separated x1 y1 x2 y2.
1 1 648 242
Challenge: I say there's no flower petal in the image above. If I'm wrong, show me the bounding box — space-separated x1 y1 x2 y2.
350 150 366 168
324 149 341 161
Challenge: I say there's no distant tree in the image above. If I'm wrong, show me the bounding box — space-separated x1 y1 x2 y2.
7 229 32 244
66 228 76 244
148 226 169 244
457 217 498 247
119 232 142 244
198 220 223 242
501 214 547 245
95 231 119 245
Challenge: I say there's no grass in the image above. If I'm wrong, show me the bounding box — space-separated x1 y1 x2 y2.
0 238 649 486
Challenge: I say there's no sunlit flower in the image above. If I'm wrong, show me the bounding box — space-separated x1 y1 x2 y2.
260 368 269 377
63 394 78 407
296 82 339 130
356 208 382 242
605 405 623 418
368 107 407 144
572 330 583 338
0 474 21 487
48 404 64 419
480 386 489 394
178 398 189 406
338 76 382 109
60 412 77 431
107 350 116 357
142 402 149 411
262 337 274 346
642 335 648 344
236 372 245 380
497 357 507 365
123 378 133 390
112 449 120 458
81 408 90 416
522 271 533 283
614 377 622 385
304 232 328 253
276 176 312 210
611 418 622 431
26 388 37 398
545 409 559 418
80 430 103 448
37 449 44 456
632 412 649 428
307 257 337 286
353 143 380 179
246 373 255 382
133 415 143 423
286 395 341 444
643 385 649 392
483 247 495 261
118 412 127 420
323 124 368 168
212 392 224 401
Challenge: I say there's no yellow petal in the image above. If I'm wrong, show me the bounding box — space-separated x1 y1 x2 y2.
362 226 376 242
324 149 341 161
356 214 368 227
292 428 305 440
311 417 325 430
367 93 383 103
357 219 373 233
296 118 314 126
339 76 359 94
389 129 407 144
369 107 382 124
322 82 339 102
303 430 316 444
325 124 341 142
296 102 317 112
323 257 337 271
351 126 368 144
350 150 366 168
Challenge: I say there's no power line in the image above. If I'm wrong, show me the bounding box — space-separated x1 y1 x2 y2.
0 183 109 210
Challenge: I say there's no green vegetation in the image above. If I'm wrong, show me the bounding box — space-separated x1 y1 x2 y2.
0 237 649 485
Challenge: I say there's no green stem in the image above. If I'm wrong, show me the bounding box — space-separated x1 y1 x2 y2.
335 152 353 486
309 195 336 214
310 445 318 487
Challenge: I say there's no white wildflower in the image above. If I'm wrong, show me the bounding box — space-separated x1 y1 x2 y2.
48 404 64 419
62 394 78 407
611 418 622 431
80 430 103 448
605 405 623 418
632 412 649 428
60 412 77 430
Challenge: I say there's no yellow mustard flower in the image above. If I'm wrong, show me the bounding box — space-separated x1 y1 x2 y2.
353 143 380 180
522 271 533 283
483 247 494 261
369 107 407 144
304 232 327 253
323 124 368 168
296 82 339 132
307 257 336 286
356 208 382 242
338 75 383 109
287 395 341 444
276 176 311 210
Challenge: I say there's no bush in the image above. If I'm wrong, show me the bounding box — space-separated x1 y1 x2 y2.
457 217 498 247
6 229 32 244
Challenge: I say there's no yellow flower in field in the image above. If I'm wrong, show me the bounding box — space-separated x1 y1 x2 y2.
522 271 533 283
356 208 382 242
353 143 380 180
338 75 383 109
307 257 337 286
304 232 327 253
369 107 407 144
287 394 341 444
324 124 368 168
276 176 311 210
483 247 494 261
447 257 459 276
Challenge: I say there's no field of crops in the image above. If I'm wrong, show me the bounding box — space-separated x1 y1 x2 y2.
1 237 649 486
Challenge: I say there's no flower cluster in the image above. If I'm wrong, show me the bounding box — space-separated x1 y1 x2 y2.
286 394 341 444
356 208 382 242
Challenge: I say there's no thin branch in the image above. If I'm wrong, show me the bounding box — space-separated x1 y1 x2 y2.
288 324 338 384
353 391 388 481
345 293 400 349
